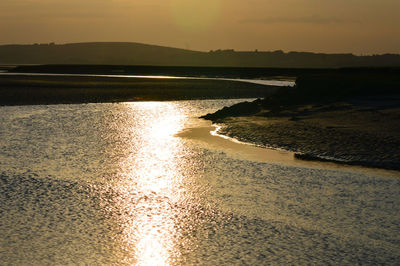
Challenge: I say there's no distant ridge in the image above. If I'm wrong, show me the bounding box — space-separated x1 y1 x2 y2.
1 42 400 68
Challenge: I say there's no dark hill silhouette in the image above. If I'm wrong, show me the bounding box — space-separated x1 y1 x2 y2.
0 42 203 66
1 42 400 67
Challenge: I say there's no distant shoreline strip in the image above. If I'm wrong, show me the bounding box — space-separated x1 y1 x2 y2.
0 72 295 87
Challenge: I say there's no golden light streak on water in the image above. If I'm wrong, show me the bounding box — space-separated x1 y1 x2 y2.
116 102 187 265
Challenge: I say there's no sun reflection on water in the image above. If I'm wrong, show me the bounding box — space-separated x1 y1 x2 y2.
116 102 187 265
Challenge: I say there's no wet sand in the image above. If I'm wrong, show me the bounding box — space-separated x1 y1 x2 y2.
177 121 400 177
201 97 400 171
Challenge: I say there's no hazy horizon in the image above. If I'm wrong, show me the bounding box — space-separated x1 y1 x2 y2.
1 0 399 55
2 41 400 56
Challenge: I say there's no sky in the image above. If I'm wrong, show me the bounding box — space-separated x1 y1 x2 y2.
0 0 399 54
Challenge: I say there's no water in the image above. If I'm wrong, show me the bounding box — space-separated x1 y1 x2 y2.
0 72 296 87
1 100 399 265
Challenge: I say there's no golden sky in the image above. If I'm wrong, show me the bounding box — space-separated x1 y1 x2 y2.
0 0 399 54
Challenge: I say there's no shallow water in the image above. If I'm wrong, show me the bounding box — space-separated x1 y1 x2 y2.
1 100 399 265
0 72 296 87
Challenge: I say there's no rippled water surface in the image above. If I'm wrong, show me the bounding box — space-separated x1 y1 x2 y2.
1 100 399 265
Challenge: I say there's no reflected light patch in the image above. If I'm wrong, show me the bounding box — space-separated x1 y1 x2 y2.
114 102 187 265
170 0 221 32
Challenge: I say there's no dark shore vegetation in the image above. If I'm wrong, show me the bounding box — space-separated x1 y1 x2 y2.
201 70 400 170
202 70 400 120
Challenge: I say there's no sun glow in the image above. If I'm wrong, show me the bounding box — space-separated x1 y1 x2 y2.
170 0 221 32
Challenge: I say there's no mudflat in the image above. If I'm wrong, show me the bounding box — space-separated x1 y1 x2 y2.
0 74 277 105
201 70 400 170
207 96 400 170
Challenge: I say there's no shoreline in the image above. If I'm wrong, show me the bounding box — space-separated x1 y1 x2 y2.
176 121 400 177
201 94 400 171
212 124 400 173
0 72 296 87
200 70 400 172
207 107 400 171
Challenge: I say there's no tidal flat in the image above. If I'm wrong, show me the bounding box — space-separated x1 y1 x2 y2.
0 74 278 105
208 98 400 170
1 101 399 264
202 71 400 170
1 66 399 264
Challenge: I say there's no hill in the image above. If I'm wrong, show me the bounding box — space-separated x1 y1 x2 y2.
1 42 400 68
